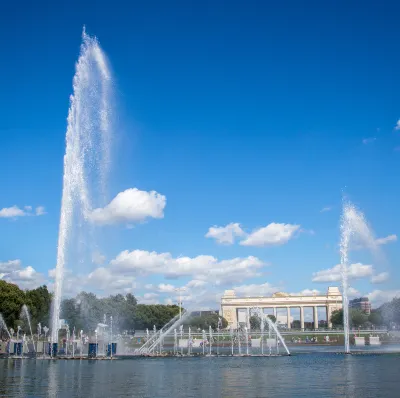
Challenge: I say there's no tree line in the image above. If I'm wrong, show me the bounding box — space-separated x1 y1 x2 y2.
0 280 52 337
0 280 181 336
330 297 400 328
61 292 181 332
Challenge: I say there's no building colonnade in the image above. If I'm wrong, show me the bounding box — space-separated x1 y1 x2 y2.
240 305 331 329
221 287 343 330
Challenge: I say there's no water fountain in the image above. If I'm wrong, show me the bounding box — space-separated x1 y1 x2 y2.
20 304 35 353
180 325 184 356
51 28 113 343
230 326 234 355
202 330 206 356
244 326 249 355
260 316 265 355
188 327 192 355
174 329 178 355
249 307 290 356
110 316 113 358
209 326 213 355
72 328 76 358
0 313 12 340
340 200 379 354
237 328 242 355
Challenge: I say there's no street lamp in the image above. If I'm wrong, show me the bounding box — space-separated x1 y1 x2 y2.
175 287 186 319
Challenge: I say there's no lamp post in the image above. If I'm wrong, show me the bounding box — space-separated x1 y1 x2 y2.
175 287 186 319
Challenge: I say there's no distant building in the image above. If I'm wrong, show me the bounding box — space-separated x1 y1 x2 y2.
220 286 343 329
349 297 371 315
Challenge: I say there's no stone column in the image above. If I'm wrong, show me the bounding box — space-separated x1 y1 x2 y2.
273 307 277 319
300 306 305 330
327 306 332 328
313 306 319 329
287 307 291 329
247 307 250 329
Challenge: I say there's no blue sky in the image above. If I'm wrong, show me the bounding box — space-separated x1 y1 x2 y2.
1 0 400 310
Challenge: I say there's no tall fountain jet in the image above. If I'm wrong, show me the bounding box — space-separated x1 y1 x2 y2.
51 28 113 342
340 200 379 354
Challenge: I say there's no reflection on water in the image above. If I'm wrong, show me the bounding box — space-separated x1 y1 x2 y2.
0 354 399 397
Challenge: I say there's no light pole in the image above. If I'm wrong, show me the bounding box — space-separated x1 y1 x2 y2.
175 287 186 319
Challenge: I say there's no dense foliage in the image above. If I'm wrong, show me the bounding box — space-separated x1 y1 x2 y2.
61 293 181 332
134 304 181 330
0 280 181 336
330 298 400 328
188 313 228 330
0 280 52 336
249 314 276 330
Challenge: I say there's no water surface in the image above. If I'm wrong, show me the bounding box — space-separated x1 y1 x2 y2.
0 354 399 397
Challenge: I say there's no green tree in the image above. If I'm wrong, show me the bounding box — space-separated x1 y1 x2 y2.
368 310 383 326
350 309 368 327
330 308 369 328
134 304 180 330
25 285 52 327
61 298 83 331
188 314 228 330
292 320 301 329
0 280 25 330
267 315 277 323
380 297 400 326
249 315 261 330
330 309 343 326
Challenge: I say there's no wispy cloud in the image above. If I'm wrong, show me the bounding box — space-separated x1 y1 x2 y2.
394 119 400 130
320 206 332 213
362 137 376 145
375 234 397 246
0 205 46 219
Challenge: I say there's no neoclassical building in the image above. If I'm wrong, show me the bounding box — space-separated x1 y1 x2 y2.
221 287 342 329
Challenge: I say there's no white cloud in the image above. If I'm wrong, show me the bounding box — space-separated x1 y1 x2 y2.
370 272 389 284
362 137 376 145
186 279 207 289
375 234 397 246
291 289 321 296
368 290 400 307
138 293 159 305
2 262 46 290
35 206 46 216
110 249 265 285
48 268 56 278
0 205 46 219
232 282 280 297
240 223 300 247
320 206 332 213
92 252 106 265
90 188 166 225
205 223 245 245
145 283 176 293
0 206 27 218
312 263 373 282
0 259 21 274
87 267 137 293
348 287 360 297
395 119 400 130
352 234 397 250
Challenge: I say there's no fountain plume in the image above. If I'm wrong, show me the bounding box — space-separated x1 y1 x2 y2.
51 28 113 341
20 304 35 352
340 199 380 354
0 313 11 340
